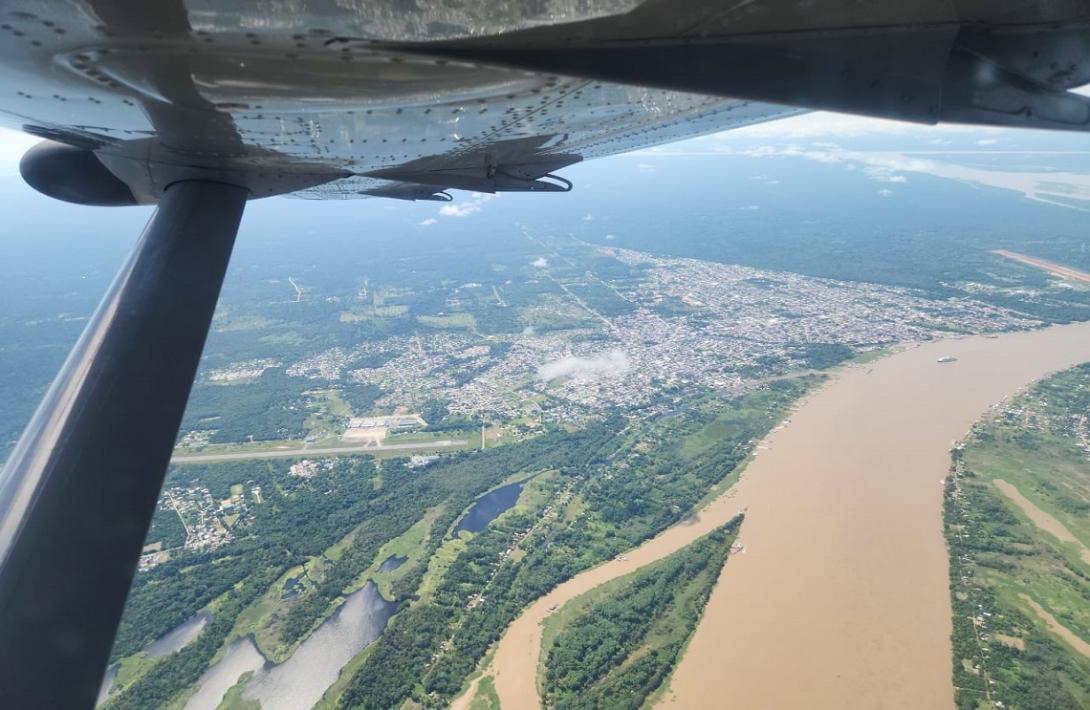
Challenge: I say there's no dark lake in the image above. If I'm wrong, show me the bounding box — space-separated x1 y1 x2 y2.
146 610 213 658
281 573 304 600
377 555 407 573
452 480 524 537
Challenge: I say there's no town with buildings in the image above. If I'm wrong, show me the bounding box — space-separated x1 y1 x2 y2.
280 245 1034 425
140 484 256 571
148 242 1038 575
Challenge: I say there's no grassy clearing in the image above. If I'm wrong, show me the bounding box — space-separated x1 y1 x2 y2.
312 643 379 710
348 508 439 598
417 313 477 329
303 389 354 440
847 346 891 365
215 671 260 710
215 315 272 332
678 379 818 461
946 363 1090 709
340 304 410 323
417 536 468 602
517 470 558 512
468 676 501 710
970 441 1090 550
107 652 157 698
232 518 361 662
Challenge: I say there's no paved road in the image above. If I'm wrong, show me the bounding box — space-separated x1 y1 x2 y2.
171 439 469 464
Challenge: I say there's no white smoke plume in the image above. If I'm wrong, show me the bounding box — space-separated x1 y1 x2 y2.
536 350 630 382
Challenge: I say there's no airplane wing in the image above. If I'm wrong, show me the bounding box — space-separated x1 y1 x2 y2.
0 0 805 204
1 1 1089 707
5 0 1089 205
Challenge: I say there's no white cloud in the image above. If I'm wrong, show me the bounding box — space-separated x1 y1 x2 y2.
440 202 481 217
604 233 616 240
536 350 630 382
765 146 1090 209
436 192 496 218
977 138 998 146
419 217 437 227
870 172 907 183
582 213 594 221
877 188 894 197
716 111 1003 140
740 204 761 211
720 112 913 139
531 257 548 268
637 162 656 172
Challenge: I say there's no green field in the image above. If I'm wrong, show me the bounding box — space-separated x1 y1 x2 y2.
417 313 477 329
468 676 501 710
946 363 1090 710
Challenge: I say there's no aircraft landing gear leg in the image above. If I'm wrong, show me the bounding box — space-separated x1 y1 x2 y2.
0 180 248 708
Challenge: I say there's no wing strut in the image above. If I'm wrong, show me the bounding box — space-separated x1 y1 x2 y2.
0 180 248 708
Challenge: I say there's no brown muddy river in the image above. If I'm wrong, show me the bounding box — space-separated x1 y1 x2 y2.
481 322 1090 710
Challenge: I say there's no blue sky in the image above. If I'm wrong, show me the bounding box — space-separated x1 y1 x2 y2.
2 110 1089 242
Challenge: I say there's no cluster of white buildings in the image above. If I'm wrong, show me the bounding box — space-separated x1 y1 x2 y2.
276 246 1035 426
163 485 248 553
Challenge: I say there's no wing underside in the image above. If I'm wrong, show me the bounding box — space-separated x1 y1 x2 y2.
2 0 1089 204
0 0 802 202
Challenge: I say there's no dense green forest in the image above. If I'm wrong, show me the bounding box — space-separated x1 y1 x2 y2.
179 369 310 443
112 457 380 660
338 380 810 708
106 423 624 707
543 518 742 709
